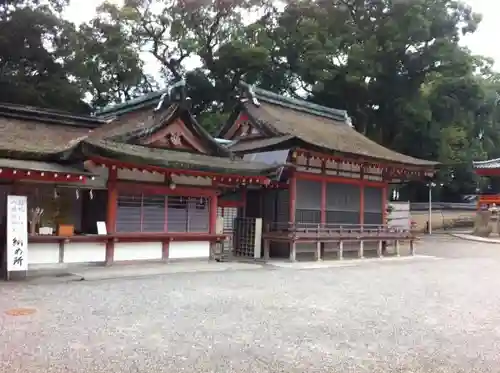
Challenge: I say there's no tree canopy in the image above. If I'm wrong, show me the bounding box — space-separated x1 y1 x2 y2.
2 0 500 199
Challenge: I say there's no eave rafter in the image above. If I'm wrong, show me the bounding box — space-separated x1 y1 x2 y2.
291 149 435 180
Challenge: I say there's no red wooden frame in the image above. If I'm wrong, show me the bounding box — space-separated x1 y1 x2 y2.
320 160 326 224
295 171 387 188
105 167 117 264
209 195 218 234
293 148 434 177
476 169 500 176
104 165 222 263
382 185 388 224
218 200 244 208
29 232 226 244
289 172 297 224
294 168 388 226
115 181 217 198
90 156 271 185
114 193 213 233
217 187 247 208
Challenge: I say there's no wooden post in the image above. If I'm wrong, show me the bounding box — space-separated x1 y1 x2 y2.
263 239 270 261
289 241 296 262
289 173 297 262
315 241 321 261
360 167 365 227
162 241 169 261
105 167 118 266
382 184 388 225
358 240 364 259
321 160 326 226
208 195 218 261
338 241 344 260
163 194 169 260
289 173 296 224
410 240 415 256
377 240 383 258
209 194 218 234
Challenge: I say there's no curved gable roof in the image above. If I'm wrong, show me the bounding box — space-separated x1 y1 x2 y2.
222 83 437 167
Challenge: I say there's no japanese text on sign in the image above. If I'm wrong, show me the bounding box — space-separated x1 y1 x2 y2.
7 195 28 272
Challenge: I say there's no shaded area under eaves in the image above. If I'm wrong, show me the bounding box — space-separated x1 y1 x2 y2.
80 139 284 179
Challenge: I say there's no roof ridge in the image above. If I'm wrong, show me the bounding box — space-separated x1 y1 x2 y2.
0 103 105 128
95 88 170 116
240 82 350 123
473 159 500 165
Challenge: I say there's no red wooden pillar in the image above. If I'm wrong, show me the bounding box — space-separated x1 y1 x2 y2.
105 167 117 265
162 195 169 260
209 194 218 260
242 187 247 217
289 173 296 224
382 184 388 225
320 161 326 225
359 166 365 227
209 194 218 234
162 176 170 260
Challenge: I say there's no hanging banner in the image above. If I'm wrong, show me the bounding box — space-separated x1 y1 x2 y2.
6 195 28 272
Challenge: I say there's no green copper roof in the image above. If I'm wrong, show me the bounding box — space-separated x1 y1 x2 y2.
95 88 169 117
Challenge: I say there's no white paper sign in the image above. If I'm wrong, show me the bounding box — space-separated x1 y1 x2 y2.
6 195 28 272
96 221 107 235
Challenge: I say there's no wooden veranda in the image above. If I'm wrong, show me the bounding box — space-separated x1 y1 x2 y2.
263 223 415 261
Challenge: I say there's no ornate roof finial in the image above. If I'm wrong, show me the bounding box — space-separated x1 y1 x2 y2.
154 93 168 112
168 78 187 106
247 84 260 107
346 115 353 128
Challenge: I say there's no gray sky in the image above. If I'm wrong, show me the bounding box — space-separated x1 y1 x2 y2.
64 0 500 73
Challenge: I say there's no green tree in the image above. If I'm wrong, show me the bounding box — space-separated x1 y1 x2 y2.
93 0 278 121
61 2 157 109
84 0 500 201
0 0 90 112
266 0 492 199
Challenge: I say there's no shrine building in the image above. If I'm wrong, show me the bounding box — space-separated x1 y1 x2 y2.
218 84 437 260
0 81 437 277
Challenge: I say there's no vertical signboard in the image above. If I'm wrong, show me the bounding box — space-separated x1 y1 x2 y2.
6 195 28 273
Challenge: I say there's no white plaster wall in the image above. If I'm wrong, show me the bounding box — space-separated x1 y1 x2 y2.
29 243 60 264
64 242 106 263
114 242 162 261
169 241 210 259
171 174 212 186
117 169 165 183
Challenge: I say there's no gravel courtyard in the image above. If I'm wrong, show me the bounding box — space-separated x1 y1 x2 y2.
2 236 500 372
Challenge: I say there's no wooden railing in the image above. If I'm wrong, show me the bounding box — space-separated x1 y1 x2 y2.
262 222 415 261
265 222 411 239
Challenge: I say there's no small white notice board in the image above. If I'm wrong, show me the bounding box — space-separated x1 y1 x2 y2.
6 195 28 272
96 221 107 235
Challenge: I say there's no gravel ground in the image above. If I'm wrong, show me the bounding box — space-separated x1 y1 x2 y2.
2 237 500 372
